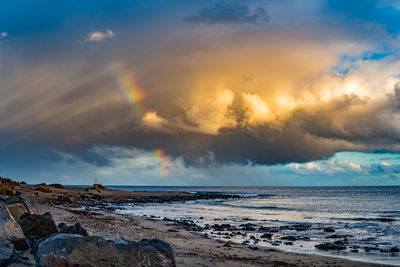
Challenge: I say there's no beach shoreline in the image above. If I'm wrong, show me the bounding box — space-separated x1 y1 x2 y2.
14 183 395 267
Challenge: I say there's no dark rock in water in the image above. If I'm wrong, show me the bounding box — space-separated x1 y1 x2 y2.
58 222 89 236
258 226 268 231
34 234 176 267
6 203 27 222
0 238 14 267
315 241 346 250
212 224 233 231
363 246 379 252
281 235 298 241
5 192 37 214
239 223 256 231
260 233 273 239
248 246 258 250
379 246 399 253
0 196 8 202
284 241 294 245
292 224 311 231
323 227 335 233
0 202 29 250
350 249 359 253
18 212 58 244
377 218 395 222
327 234 342 239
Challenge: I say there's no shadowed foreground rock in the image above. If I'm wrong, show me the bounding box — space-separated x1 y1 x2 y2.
33 234 176 267
0 238 14 267
0 202 29 250
18 212 58 244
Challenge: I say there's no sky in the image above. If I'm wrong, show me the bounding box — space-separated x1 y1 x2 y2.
1 0 400 186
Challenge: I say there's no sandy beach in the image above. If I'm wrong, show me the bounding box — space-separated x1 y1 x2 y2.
14 184 393 267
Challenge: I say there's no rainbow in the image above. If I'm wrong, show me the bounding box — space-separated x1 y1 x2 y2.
117 73 145 117
154 148 171 176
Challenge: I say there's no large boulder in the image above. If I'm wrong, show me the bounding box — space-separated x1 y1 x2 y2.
0 238 14 267
6 203 28 222
18 212 58 244
0 202 29 250
34 234 176 267
5 192 37 214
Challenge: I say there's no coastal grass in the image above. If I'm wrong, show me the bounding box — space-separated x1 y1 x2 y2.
0 176 21 196
0 184 15 196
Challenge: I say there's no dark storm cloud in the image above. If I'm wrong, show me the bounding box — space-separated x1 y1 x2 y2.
392 82 400 109
183 3 270 25
2 0 400 172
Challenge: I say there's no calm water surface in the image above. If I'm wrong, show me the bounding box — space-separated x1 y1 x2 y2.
106 186 400 265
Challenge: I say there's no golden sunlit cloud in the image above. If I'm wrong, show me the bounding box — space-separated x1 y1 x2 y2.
1 22 400 166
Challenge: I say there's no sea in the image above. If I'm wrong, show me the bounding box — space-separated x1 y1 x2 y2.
106 186 400 265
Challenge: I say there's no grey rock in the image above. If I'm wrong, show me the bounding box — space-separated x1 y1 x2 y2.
5 192 37 214
0 202 29 250
34 233 176 267
58 222 88 236
0 238 14 267
0 196 8 202
6 203 28 221
19 212 58 244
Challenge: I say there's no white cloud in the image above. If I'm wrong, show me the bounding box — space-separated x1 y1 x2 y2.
87 30 115 42
381 161 391 167
288 160 366 176
1 32 7 38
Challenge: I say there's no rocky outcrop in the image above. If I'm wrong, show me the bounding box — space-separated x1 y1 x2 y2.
56 195 76 204
6 203 27 221
34 234 176 267
5 192 37 214
0 202 29 250
315 241 347 250
0 238 14 267
18 212 58 244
